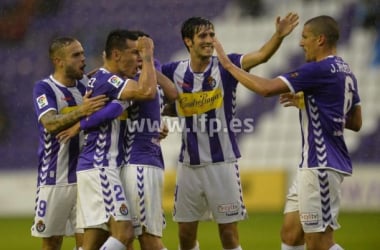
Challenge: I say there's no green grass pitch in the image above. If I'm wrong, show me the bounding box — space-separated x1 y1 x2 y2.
2 212 379 249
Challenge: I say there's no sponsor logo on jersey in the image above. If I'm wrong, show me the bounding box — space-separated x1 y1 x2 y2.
218 202 239 216
36 94 48 109
61 96 72 101
300 212 319 225
36 220 46 232
176 88 223 116
290 72 299 78
60 106 79 114
177 81 191 90
108 75 124 88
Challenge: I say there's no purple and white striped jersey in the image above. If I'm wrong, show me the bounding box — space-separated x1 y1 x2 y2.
77 68 130 171
125 85 164 169
33 75 88 186
125 59 165 169
162 54 243 166
279 56 360 175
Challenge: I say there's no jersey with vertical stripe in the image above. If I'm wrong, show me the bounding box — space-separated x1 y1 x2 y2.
33 75 88 186
77 68 130 171
279 56 360 175
125 60 164 169
161 54 242 166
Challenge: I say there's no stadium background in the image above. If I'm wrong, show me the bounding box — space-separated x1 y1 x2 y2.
0 0 379 239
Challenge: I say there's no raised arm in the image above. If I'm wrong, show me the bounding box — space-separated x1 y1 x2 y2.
156 70 178 102
120 36 157 101
214 37 289 97
241 12 299 71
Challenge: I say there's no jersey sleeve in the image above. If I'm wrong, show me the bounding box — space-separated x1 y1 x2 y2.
228 53 243 68
33 81 58 121
89 73 129 100
278 62 323 93
80 100 128 130
161 61 180 81
351 75 361 106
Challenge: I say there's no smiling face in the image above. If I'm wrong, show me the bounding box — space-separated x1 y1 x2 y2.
186 25 215 60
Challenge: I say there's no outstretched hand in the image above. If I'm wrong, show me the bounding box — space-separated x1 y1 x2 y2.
56 122 81 144
276 12 299 38
80 90 109 117
213 37 233 70
158 122 169 141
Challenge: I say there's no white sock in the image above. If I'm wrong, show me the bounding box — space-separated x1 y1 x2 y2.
179 241 199 250
100 236 126 250
224 246 242 250
281 242 305 250
329 244 344 250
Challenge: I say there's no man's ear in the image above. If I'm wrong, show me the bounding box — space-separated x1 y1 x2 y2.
53 56 64 68
184 37 192 49
112 49 121 61
317 34 325 46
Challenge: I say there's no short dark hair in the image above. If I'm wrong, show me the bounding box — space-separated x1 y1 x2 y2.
181 17 214 50
104 29 138 59
49 36 77 60
305 15 339 47
129 29 150 38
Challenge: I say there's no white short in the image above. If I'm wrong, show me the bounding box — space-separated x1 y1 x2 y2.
76 167 131 230
284 168 344 233
120 164 166 237
31 184 81 237
173 162 247 224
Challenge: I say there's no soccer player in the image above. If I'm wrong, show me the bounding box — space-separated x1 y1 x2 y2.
122 57 177 250
213 15 362 250
119 29 178 250
75 29 157 250
57 30 176 250
31 36 108 250
161 13 299 250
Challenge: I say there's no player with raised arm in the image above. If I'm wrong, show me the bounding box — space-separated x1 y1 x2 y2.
75 29 157 250
58 31 177 250
161 12 299 250
119 30 178 250
213 15 362 250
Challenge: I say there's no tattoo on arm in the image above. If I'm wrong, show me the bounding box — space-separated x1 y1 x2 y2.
40 109 85 134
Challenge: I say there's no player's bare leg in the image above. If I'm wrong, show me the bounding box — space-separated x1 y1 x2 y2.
138 228 166 250
281 211 305 249
178 221 198 250
218 222 241 249
82 228 109 250
42 236 63 250
305 226 336 250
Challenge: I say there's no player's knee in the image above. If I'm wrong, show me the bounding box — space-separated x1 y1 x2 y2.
178 223 197 243
218 225 239 247
280 227 304 246
113 227 134 246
